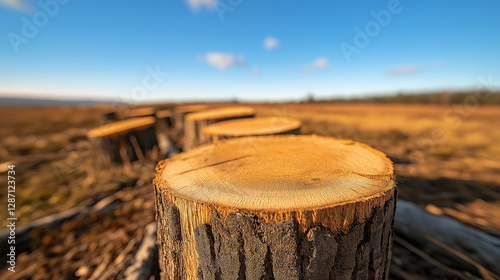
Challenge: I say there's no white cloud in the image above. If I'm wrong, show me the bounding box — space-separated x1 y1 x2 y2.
301 57 329 73
185 0 217 11
387 65 422 75
204 52 246 70
252 67 261 76
264 37 279 50
0 0 33 13
313 57 329 68
387 61 443 76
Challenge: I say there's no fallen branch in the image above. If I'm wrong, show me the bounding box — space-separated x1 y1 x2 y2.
395 200 500 276
124 222 158 280
0 195 122 256
99 231 143 279
394 235 470 280
426 235 499 280
426 203 500 237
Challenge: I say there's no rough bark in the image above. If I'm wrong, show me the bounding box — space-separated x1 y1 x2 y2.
131 125 158 159
155 199 185 280
173 111 185 132
88 135 126 166
173 105 211 133
88 125 158 166
156 194 396 280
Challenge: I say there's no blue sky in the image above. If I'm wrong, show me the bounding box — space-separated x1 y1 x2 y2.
0 0 499 102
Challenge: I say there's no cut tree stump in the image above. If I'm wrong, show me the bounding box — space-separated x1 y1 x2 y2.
156 110 173 127
155 110 180 158
183 106 255 151
127 107 156 118
173 104 212 133
87 117 157 166
153 135 397 280
203 117 302 142
103 110 119 122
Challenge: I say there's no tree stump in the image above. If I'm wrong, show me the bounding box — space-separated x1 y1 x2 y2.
127 107 156 118
155 110 180 158
153 135 397 280
103 110 119 122
203 117 302 142
173 104 212 133
183 106 255 151
87 117 157 166
156 110 173 127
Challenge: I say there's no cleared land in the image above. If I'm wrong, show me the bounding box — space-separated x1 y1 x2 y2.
0 103 499 279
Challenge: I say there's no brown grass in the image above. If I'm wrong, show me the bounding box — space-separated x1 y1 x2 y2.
0 103 499 279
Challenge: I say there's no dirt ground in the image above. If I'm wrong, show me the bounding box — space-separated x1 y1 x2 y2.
0 103 499 279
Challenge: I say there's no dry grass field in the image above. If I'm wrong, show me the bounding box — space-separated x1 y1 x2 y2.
0 103 499 279
256 103 500 233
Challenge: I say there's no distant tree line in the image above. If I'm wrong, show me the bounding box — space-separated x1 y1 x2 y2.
303 91 500 105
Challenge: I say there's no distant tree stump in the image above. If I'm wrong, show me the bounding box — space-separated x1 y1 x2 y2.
153 135 397 280
127 107 156 118
87 117 157 166
183 106 255 151
103 110 119 122
203 117 302 142
155 110 180 158
156 110 173 127
173 104 212 133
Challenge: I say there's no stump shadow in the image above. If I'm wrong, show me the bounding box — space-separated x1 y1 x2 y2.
395 175 500 208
